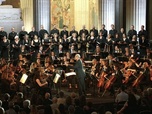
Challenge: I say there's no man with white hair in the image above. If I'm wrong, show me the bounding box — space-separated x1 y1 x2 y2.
74 54 86 96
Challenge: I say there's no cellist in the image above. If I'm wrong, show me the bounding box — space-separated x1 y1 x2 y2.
97 59 112 92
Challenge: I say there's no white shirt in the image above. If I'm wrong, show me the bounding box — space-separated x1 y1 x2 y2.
115 91 128 103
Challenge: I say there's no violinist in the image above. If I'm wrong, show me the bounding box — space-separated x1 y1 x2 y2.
90 58 100 80
36 58 42 67
122 58 139 85
44 62 55 76
7 71 18 92
33 69 50 95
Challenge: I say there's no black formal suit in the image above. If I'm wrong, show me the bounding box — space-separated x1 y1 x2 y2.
139 38 149 56
39 29 48 41
138 30 147 39
74 59 86 96
127 29 137 41
29 31 39 40
8 31 17 43
60 30 68 37
70 30 78 36
79 29 89 36
100 29 108 39
90 28 98 37
0 31 7 39
50 28 59 36
19 30 28 41
119 32 125 40
109 29 117 38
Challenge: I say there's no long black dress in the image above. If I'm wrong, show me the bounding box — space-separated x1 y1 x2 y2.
1 40 9 59
12 40 21 60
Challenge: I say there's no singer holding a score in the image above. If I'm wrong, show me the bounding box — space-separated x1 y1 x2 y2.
74 54 86 96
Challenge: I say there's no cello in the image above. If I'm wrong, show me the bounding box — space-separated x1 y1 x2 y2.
97 71 107 88
132 71 144 87
150 65 152 81
104 73 116 90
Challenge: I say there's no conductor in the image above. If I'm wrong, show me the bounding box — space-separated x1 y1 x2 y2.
74 54 86 96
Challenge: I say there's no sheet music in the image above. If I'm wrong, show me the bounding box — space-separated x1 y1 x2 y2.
20 74 28 84
65 72 76 77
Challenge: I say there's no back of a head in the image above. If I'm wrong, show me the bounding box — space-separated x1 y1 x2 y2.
45 92 50 99
105 111 112 114
120 85 125 91
23 99 30 108
52 97 57 103
91 112 98 114
0 100 2 107
17 92 24 99
4 93 10 101
0 107 5 114
8 102 14 108
59 91 64 98
68 105 75 114
74 98 80 106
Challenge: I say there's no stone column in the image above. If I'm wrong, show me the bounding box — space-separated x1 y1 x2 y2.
115 0 124 32
34 0 50 32
20 0 33 32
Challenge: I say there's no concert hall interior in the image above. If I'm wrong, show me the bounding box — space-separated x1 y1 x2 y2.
0 0 152 114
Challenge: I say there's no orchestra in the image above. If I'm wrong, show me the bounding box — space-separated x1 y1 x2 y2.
0 24 151 97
